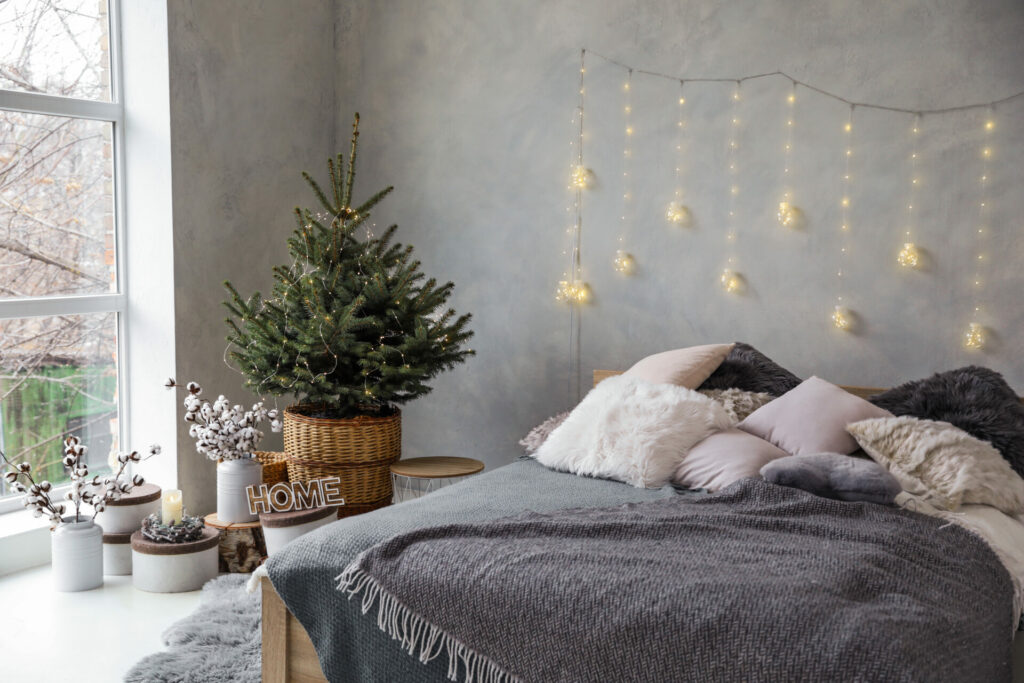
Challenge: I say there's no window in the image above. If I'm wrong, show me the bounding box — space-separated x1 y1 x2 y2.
0 0 125 512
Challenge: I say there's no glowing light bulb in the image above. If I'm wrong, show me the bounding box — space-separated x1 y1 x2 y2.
570 165 589 189
679 97 685 105
844 122 852 133
985 120 994 130
555 280 590 304
720 269 742 294
982 148 992 158
832 305 853 331
897 242 920 268
964 322 986 350
777 201 799 228
841 197 850 208
613 250 636 275
626 126 634 136
787 94 796 104
665 202 690 225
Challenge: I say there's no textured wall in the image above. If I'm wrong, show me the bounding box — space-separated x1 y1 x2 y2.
332 0 1024 473
167 0 336 513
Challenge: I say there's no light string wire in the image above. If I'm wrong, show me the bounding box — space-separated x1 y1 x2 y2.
584 49 1024 116
614 70 636 275
665 81 689 225
720 82 742 293
832 105 855 330
566 47 587 399
966 109 996 350
778 81 798 227
898 115 923 268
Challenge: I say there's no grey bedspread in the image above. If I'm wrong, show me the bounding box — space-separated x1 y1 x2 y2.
266 458 683 682
340 478 1016 682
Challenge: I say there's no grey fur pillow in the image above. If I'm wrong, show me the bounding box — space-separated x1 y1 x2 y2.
519 412 569 454
698 342 801 397
868 366 1024 478
760 452 902 505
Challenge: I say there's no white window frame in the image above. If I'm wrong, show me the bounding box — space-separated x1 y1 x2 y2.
0 0 129 514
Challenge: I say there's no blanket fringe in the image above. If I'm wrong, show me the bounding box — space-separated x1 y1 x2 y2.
336 562 520 683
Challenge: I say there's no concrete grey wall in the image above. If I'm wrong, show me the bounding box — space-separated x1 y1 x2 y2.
167 0 336 513
332 0 1024 473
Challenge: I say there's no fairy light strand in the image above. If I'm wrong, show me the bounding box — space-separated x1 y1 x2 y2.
666 81 689 226
897 115 923 268
833 105 855 331
778 82 799 228
965 110 995 350
720 82 743 294
614 69 636 275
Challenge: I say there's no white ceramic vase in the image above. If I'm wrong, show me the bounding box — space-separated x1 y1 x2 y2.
217 457 262 523
52 516 103 592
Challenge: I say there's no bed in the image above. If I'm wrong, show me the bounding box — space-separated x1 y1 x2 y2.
261 371 1024 682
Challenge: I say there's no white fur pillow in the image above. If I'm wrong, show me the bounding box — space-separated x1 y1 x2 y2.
535 375 732 488
848 415 1024 514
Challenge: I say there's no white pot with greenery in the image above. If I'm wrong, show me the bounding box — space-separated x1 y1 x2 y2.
169 380 281 523
2 438 158 592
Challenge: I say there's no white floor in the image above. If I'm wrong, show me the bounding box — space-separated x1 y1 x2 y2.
0 565 203 682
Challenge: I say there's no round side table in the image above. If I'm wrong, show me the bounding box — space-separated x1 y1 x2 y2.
390 457 484 503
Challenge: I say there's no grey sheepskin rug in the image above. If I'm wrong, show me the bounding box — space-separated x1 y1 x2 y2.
698 342 802 396
869 365 1024 478
124 574 260 683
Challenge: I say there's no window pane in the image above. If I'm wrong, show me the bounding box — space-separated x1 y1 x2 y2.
0 313 117 499
0 111 115 298
0 0 111 101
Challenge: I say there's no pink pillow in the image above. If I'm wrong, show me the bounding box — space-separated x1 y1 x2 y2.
623 343 734 388
673 428 787 491
737 376 892 455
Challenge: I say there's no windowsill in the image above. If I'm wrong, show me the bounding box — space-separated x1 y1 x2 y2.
0 507 50 536
0 508 52 577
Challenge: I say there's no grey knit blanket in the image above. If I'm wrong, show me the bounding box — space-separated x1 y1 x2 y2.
339 478 1015 683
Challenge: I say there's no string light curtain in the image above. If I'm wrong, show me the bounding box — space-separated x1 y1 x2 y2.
557 49 1024 358
614 70 637 275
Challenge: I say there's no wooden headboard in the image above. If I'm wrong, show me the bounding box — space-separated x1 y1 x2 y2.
593 370 882 400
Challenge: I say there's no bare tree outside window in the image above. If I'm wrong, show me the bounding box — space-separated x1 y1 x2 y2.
0 0 120 500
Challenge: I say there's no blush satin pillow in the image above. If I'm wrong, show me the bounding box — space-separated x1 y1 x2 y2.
672 428 788 491
623 343 734 388
738 376 891 455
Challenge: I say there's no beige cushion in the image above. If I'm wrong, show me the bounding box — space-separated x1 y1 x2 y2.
673 428 788 491
738 376 891 455
848 416 1024 515
698 388 775 423
623 343 734 388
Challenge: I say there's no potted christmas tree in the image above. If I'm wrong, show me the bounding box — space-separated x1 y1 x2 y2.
224 114 474 512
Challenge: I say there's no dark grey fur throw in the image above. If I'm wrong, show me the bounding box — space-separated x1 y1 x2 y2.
869 366 1024 477
760 452 902 504
699 342 801 396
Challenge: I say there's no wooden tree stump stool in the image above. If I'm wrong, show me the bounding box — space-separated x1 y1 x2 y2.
203 513 267 573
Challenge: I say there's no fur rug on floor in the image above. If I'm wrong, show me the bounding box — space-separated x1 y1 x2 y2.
125 574 260 683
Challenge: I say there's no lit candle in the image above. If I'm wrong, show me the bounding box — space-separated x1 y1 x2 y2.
162 489 182 525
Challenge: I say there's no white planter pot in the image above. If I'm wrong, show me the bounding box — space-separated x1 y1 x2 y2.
102 532 133 575
52 517 103 592
94 483 161 534
217 458 263 523
131 528 220 593
260 506 337 557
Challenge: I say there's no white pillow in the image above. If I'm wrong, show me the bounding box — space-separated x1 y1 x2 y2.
535 375 732 488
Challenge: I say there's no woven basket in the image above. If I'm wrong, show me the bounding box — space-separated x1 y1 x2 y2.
255 451 288 486
283 406 401 509
336 497 391 519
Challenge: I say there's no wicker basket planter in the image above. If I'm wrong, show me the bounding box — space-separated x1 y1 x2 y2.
283 406 400 509
255 451 289 486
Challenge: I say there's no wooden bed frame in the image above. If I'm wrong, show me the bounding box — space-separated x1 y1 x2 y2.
261 369 1024 682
